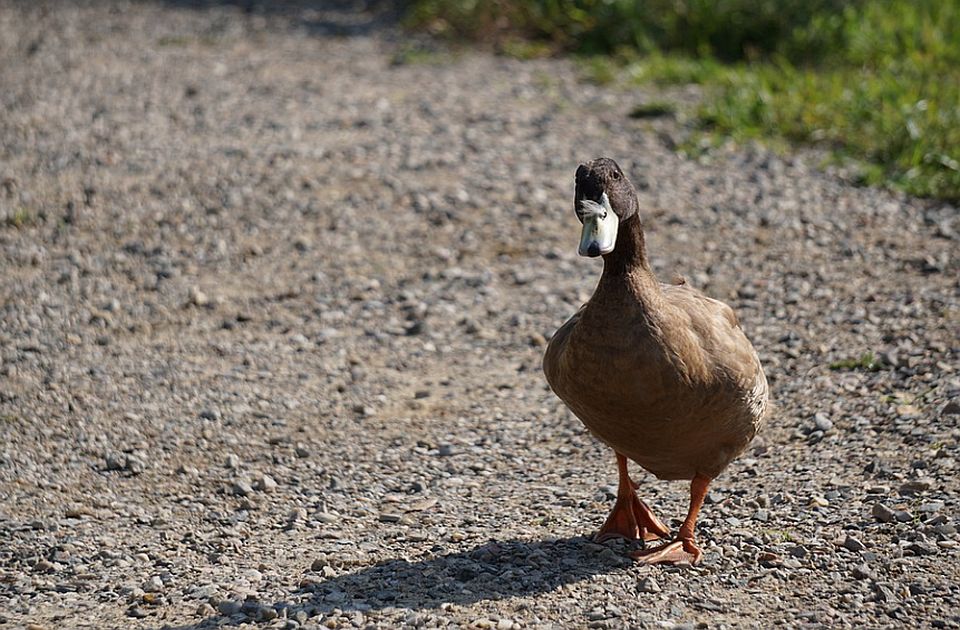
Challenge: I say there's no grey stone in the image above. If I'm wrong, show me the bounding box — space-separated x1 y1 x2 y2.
872 502 896 523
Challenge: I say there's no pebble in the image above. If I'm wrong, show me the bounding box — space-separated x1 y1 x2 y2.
842 536 866 552
872 502 896 523
255 474 278 492
196 603 215 616
812 412 833 432
127 606 149 618
789 545 808 559
142 576 164 592
638 576 661 593
851 565 872 580
907 542 937 556
899 479 933 495
231 479 254 496
217 599 243 615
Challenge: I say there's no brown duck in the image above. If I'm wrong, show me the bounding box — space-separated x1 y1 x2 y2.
543 157 770 565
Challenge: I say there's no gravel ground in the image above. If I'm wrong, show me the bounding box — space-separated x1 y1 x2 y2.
1 2 958 629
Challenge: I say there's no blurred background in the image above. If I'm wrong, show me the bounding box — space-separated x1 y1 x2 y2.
408 0 959 202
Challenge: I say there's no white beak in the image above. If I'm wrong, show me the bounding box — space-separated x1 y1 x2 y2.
578 193 618 257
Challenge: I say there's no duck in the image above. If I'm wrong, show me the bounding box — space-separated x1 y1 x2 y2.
543 157 769 565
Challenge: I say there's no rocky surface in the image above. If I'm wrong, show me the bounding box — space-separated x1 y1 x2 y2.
1 1 958 628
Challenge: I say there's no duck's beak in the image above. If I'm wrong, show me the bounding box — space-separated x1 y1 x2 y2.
578 193 618 257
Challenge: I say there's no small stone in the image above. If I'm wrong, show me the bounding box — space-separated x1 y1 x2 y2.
812 413 833 432
105 452 126 471
217 599 243 615
873 582 898 603
200 409 221 421
404 319 426 336
142 576 164 592
127 606 149 618
851 564 872 580
789 545 808 559
255 474 278 492
225 454 240 469
842 536 866 552
907 542 937 556
257 606 278 621
33 559 56 573
379 513 402 523
188 286 209 307
196 603 215 616
941 400 960 416
437 444 455 456
496 619 514 630
758 551 781 567
295 444 310 458
311 556 328 571
895 510 914 523
231 480 254 496
872 502 896 523
899 479 933 495
638 576 661 593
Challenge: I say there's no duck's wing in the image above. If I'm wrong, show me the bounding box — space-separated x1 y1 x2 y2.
660 283 769 421
542 304 586 393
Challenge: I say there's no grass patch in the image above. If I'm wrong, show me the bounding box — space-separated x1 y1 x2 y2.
390 43 459 66
4 207 35 228
829 352 884 372
407 0 960 201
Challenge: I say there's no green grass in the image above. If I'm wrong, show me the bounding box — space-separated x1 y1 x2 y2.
829 352 884 372
407 0 960 201
4 207 35 228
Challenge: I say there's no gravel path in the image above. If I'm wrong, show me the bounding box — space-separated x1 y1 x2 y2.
1 2 958 629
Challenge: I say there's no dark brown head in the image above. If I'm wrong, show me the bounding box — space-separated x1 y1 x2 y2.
573 158 639 257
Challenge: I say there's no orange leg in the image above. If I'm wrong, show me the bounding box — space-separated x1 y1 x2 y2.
631 473 711 565
595 453 670 543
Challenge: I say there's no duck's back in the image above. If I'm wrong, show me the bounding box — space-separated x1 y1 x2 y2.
544 282 768 480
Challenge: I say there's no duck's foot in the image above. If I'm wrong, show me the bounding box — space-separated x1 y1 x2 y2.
595 453 670 543
595 488 670 543
630 537 702 565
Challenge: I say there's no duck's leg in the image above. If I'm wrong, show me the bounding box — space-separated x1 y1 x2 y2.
595 453 670 543
631 473 711 565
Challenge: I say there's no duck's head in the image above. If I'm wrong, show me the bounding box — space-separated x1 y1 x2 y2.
574 157 639 257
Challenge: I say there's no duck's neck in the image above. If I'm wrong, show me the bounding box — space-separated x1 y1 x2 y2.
582 214 661 331
600 213 655 279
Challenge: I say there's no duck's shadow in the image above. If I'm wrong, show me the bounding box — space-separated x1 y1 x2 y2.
163 536 633 629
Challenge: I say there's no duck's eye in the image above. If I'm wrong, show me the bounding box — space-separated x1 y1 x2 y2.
601 212 607 220
610 171 621 180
